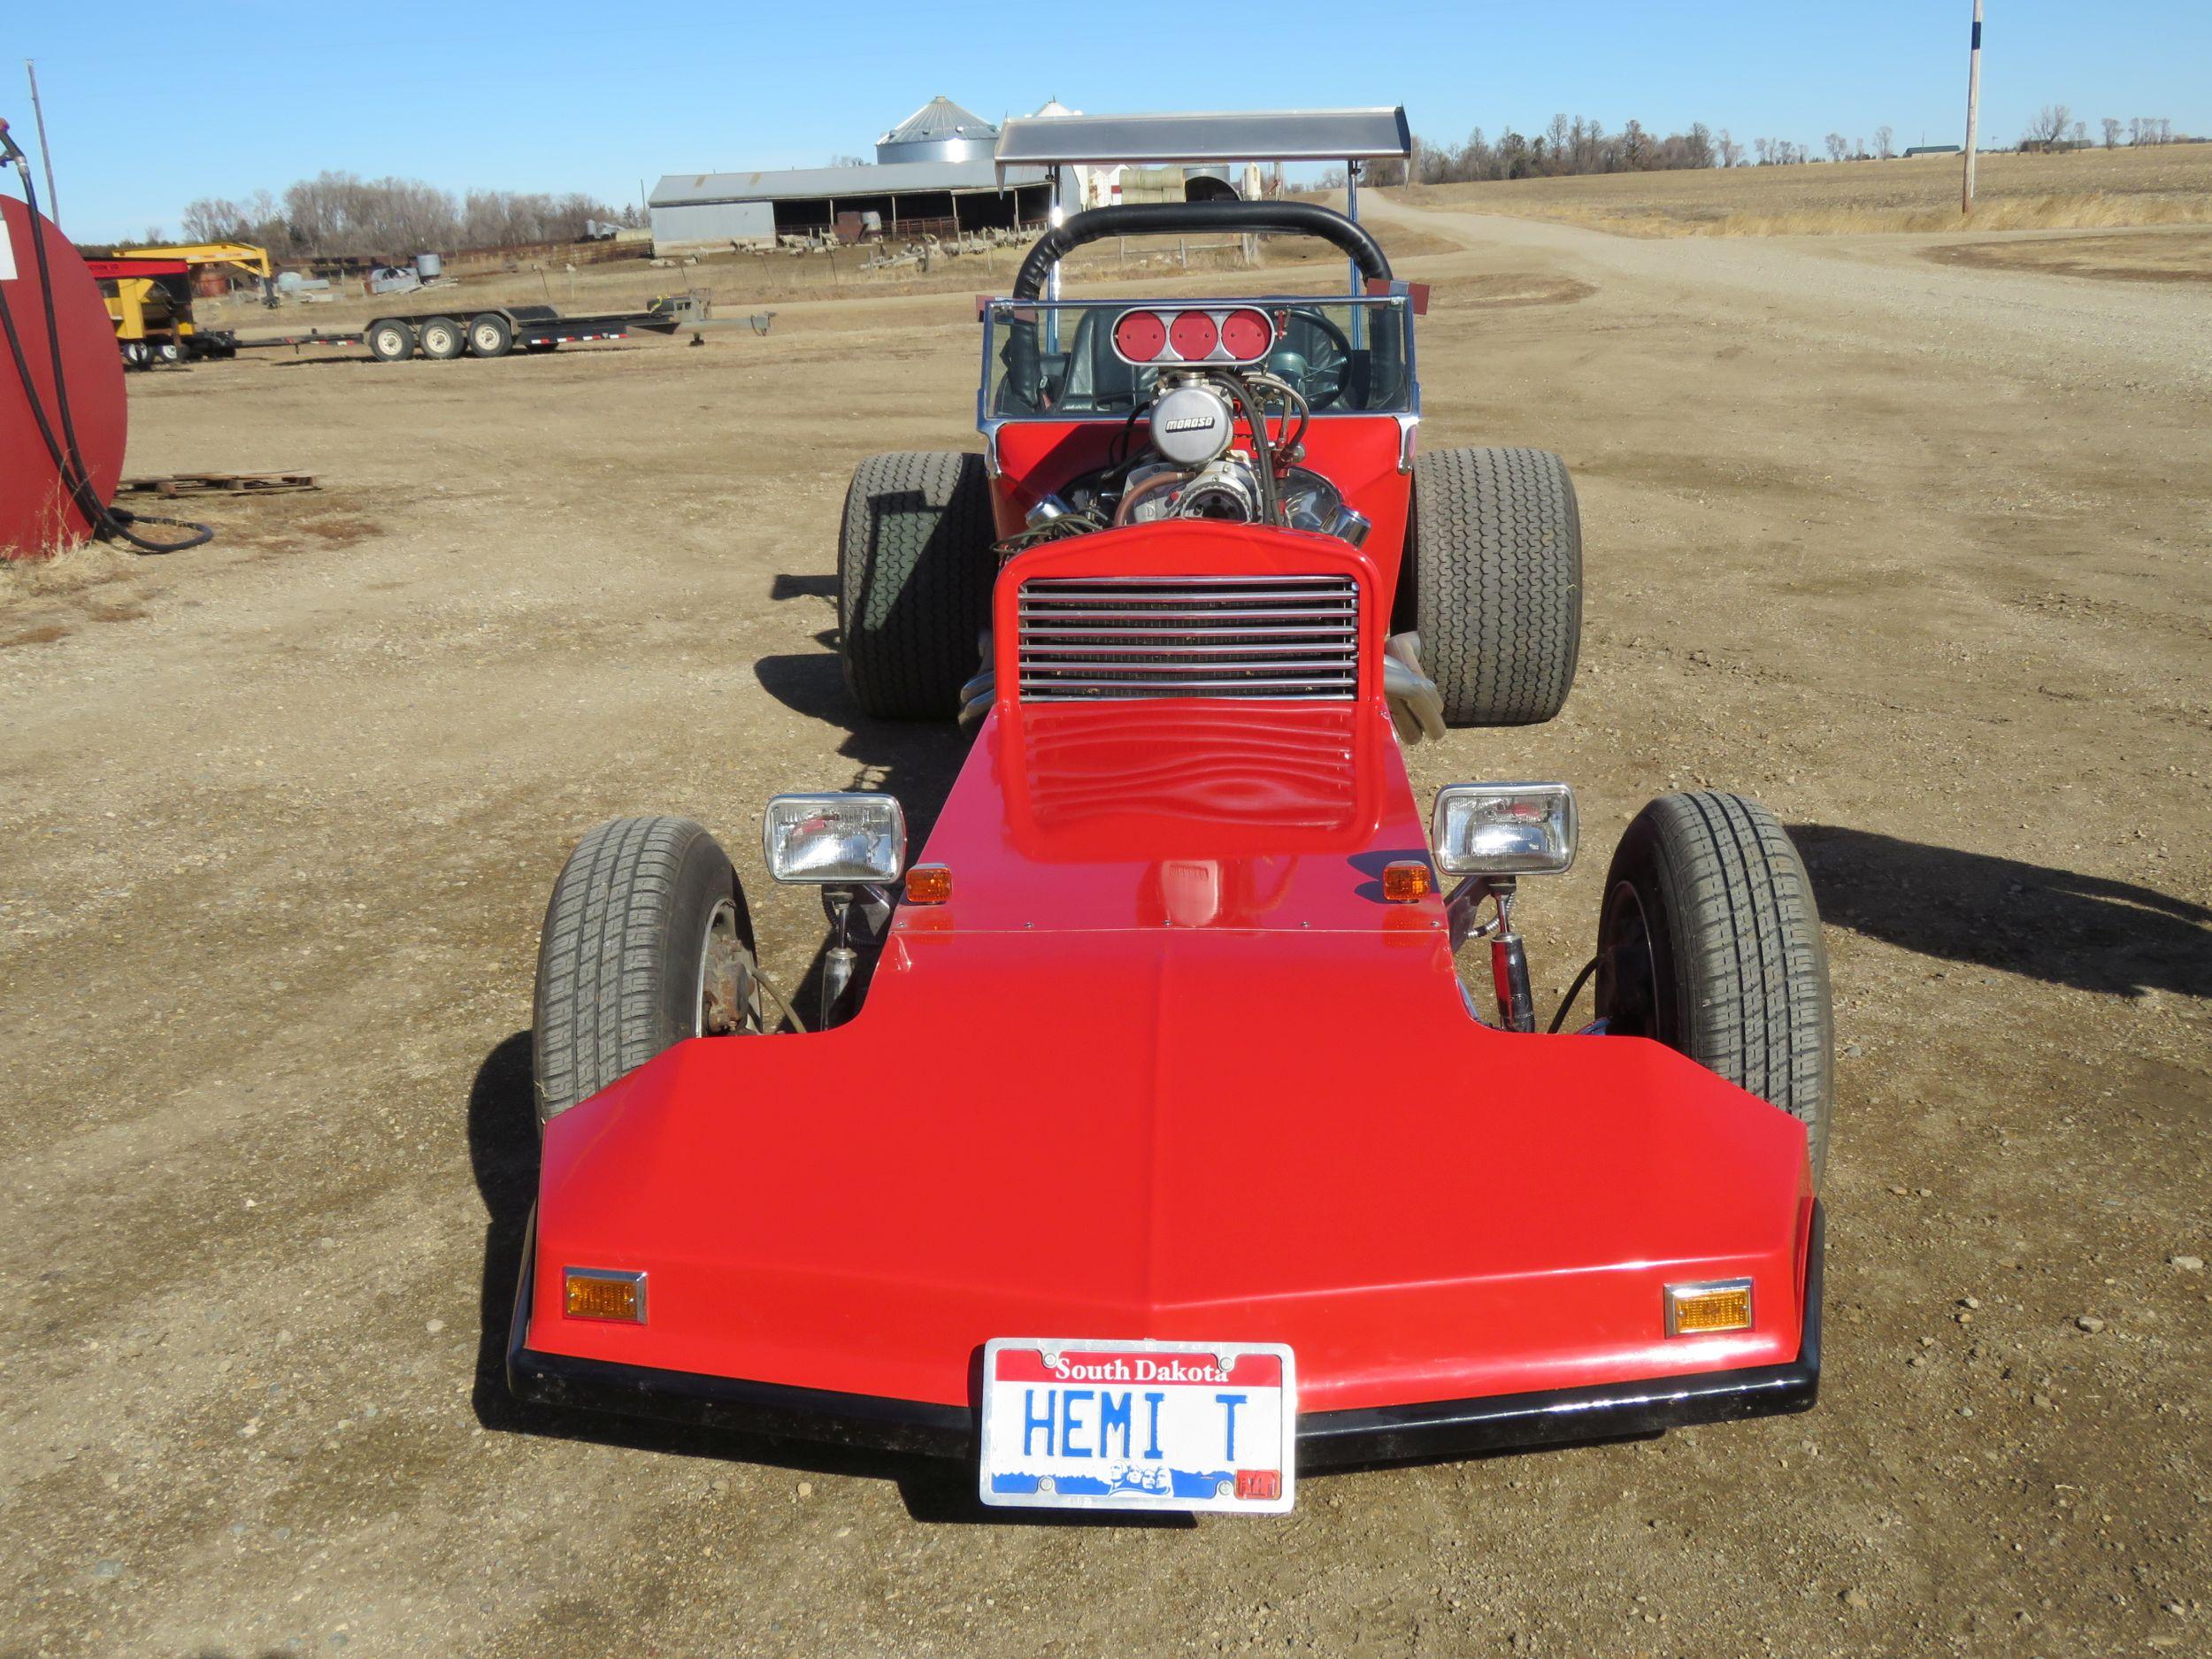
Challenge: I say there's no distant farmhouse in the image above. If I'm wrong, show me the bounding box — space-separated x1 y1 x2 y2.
649 96 1266 253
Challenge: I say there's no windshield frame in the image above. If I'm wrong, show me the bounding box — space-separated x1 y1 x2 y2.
976 294 1421 430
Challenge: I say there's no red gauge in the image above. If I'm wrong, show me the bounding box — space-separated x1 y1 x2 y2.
1218 307 1274 363
1168 310 1219 361
1112 309 1167 364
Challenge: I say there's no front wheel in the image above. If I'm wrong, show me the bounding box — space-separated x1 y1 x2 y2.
1596 792 1833 1182
532 816 758 1127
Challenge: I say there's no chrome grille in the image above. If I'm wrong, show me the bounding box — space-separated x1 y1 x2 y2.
1017 574 1360 701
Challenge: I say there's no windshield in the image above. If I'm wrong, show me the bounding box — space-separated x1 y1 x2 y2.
984 297 1415 419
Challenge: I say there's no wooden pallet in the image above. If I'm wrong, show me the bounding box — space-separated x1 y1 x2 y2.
119 472 319 496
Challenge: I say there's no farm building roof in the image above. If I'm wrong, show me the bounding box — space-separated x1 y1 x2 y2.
878 96 996 148
650 159 1047 208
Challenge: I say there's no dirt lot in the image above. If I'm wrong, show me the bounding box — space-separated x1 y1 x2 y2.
1392 142 2212 235
4 195 2208 1658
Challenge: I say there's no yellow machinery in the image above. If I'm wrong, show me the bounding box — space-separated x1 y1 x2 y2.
95 242 274 368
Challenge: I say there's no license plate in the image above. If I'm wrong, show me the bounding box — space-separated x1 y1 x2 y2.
979 1338 1295 1513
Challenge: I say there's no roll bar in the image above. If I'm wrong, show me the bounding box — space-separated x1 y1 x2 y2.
1011 202 1392 301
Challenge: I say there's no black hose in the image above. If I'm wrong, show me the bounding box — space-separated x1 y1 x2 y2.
1218 373 1281 526
1547 955 1602 1034
2 157 212 553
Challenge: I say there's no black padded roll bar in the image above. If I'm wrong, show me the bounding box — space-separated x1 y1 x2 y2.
1011 202 1392 299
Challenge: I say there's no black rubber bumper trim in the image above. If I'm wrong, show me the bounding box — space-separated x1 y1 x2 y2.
508 1203 1822 1466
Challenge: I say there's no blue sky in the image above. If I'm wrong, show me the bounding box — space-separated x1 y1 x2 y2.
10 1 2208 240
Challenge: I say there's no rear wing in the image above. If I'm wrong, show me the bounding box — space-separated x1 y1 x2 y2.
992 107 1410 173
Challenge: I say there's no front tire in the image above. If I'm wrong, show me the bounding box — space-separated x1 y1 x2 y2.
1596 792 1833 1181
1406 447 1582 726
532 816 757 1127
837 450 995 719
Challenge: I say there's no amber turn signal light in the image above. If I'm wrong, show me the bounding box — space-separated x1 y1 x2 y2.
1665 1279 1753 1336
905 864 953 904
565 1269 646 1323
1381 860 1433 903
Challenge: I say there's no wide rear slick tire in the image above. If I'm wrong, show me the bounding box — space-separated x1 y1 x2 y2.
1408 446 1582 726
838 450 995 720
1596 792 1834 1182
533 816 757 1127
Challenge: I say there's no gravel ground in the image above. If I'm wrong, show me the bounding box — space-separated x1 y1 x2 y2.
3 201 2207 1657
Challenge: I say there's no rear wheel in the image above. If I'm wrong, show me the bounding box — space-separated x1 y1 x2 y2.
155 340 183 365
467 312 514 358
1405 447 1582 726
532 816 758 1127
366 319 417 362
1596 792 1833 1181
838 450 996 720
418 315 465 359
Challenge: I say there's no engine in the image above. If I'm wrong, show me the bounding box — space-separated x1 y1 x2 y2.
1028 371 1371 548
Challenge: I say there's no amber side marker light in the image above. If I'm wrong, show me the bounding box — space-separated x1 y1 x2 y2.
565 1269 646 1323
1381 860 1433 903
905 864 953 903
1665 1279 1753 1336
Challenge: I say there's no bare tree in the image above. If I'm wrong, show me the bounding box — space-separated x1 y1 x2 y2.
1873 125 1894 159
2101 117 2122 149
1823 133 1847 162
2025 104 2071 147
2070 120 2087 148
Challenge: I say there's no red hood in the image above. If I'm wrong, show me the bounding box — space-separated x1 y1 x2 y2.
530 697 1813 1413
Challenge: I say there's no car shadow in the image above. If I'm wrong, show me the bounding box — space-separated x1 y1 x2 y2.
1789 825 2211 1000
464 1027 1192 1525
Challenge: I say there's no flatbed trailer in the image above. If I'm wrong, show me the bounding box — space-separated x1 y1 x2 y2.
236 300 690 363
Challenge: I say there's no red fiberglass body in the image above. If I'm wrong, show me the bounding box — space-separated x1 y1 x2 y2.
510 403 1823 1466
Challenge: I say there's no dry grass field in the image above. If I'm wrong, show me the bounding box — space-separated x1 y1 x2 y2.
1391 142 2212 236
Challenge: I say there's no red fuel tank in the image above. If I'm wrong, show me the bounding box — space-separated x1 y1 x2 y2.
3 194 128 558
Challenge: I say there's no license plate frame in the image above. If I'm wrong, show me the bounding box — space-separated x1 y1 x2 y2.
978 1337 1296 1514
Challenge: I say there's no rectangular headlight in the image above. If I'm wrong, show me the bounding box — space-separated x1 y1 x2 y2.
1430 783 1577 876
762 792 906 884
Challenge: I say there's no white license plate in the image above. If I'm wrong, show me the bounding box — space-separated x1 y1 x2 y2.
979 1338 1295 1513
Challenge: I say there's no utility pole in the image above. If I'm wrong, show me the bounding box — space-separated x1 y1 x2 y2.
1962 0 1984 215
24 60 58 225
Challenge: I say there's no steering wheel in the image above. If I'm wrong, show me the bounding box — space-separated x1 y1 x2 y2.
1273 308 1354 410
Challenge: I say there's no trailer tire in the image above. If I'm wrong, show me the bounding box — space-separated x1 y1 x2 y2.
1595 792 1833 1182
418 316 465 360
366 319 417 362
1404 447 1581 726
155 341 183 365
533 816 759 1127
838 450 995 720
467 312 514 358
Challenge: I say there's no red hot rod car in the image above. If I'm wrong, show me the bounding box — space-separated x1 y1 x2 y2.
506 193 1832 1515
